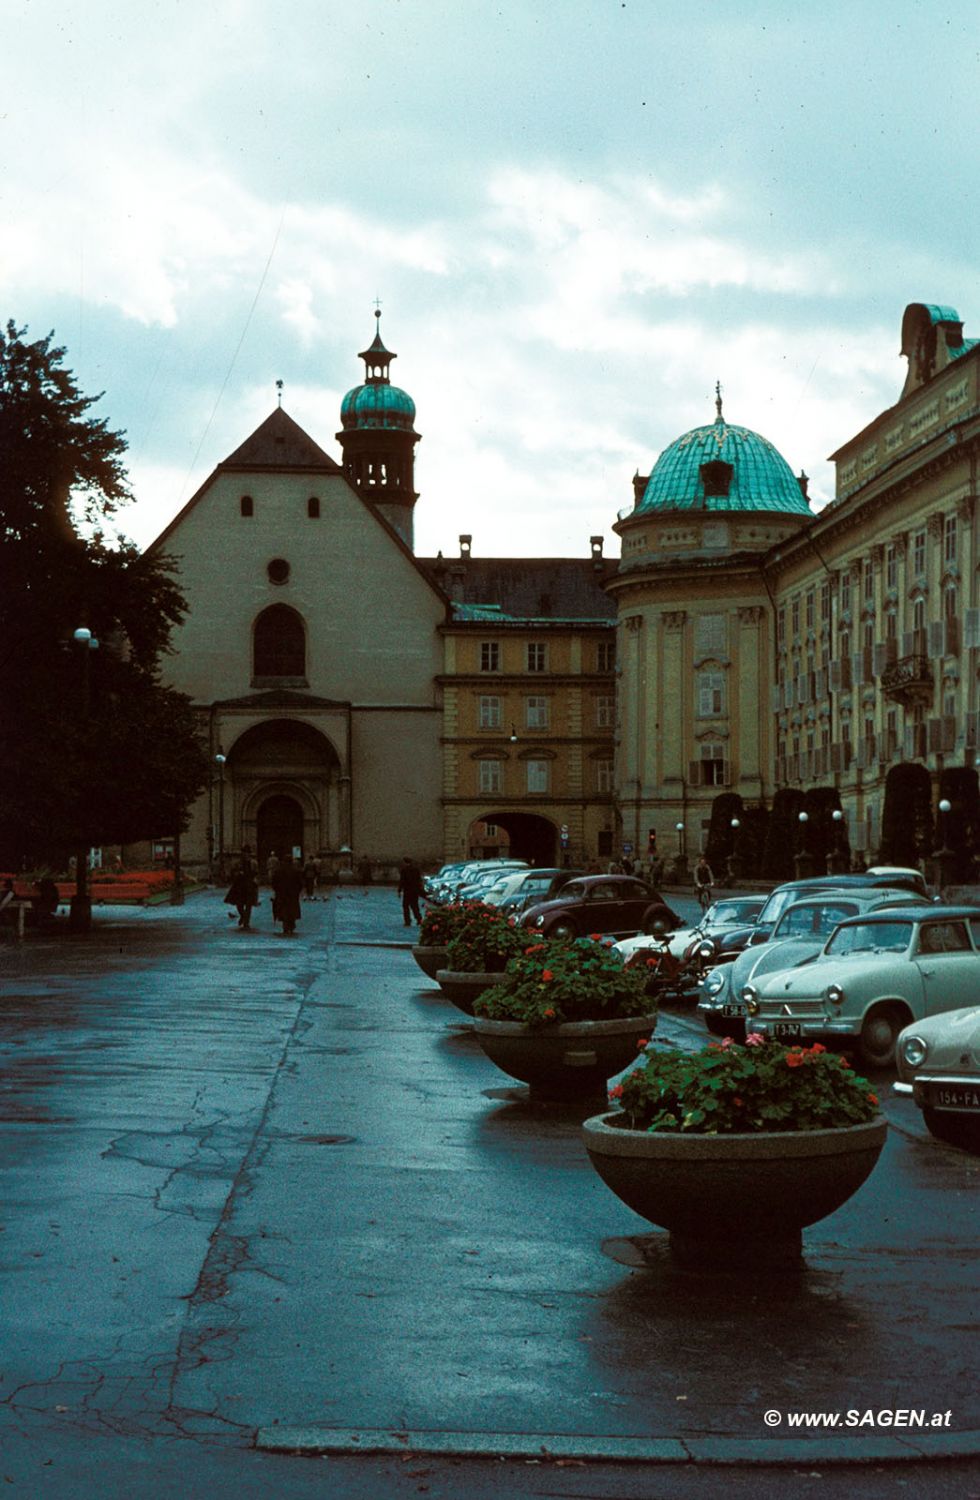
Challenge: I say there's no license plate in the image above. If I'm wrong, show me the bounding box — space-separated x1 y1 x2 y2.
721 1003 745 1018
773 1022 803 1043
923 1083 980 1112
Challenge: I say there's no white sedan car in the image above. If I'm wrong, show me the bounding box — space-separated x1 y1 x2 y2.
742 905 980 1068
615 895 766 965
894 1006 980 1153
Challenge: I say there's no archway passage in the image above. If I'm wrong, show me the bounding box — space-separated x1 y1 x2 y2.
472 812 557 867
257 795 305 869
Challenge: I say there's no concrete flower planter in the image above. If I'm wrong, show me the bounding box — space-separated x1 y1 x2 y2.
473 1013 658 1100
435 970 505 1016
411 944 449 980
582 1112 888 1267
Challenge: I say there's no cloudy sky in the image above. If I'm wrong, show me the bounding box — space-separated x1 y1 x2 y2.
3 0 977 558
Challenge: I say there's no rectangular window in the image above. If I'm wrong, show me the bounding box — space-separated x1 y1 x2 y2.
791 597 801 638
820 582 831 622
913 529 926 576
886 544 897 590
525 696 549 729
864 557 874 601
596 641 616 672
480 642 500 672
525 759 549 794
840 570 851 615
526 643 547 672
697 671 725 716
478 759 502 794
777 607 786 646
805 589 815 631
595 695 615 728
479 696 501 729
700 741 726 786
695 613 727 657
595 758 614 793
945 513 958 566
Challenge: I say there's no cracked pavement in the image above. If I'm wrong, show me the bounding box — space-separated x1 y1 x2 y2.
0 887 978 1498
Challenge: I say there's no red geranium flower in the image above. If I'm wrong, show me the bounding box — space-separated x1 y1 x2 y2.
541 970 554 982
785 1052 804 1068
608 1084 624 1100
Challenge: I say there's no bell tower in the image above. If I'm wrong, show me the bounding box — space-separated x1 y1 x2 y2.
337 311 421 549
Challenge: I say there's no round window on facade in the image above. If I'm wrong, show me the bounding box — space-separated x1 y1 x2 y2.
267 558 290 585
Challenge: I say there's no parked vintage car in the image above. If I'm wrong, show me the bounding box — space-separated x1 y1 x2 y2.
741 905 980 1068
699 889 930 1039
615 895 767 966
520 875 680 942
493 868 586 916
894 1006 980 1153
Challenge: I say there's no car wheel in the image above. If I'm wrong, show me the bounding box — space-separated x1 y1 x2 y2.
643 905 676 936
922 1108 980 1155
857 1005 905 1069
551 921 576 941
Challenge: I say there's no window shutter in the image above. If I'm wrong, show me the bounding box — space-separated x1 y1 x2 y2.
831 743 842 773
873 644 887 676
851 652 863 687
966 712 978 750
720 760 731 787
902 630 915 658
929 620 944 657
770 682 783 712
829 660 842 692
775 755 787 785
944 617 960 655
688 761 703 787
815 668 827 699
942 716 957 752
965 609 980 650
927 718 942 753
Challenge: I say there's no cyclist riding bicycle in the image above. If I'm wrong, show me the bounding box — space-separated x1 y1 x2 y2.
694 856 715 913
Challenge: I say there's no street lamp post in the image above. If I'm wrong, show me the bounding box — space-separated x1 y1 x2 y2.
68 627 99 933
794 809 814 880
727 816 742 886
828 808 849 875
214 753 227 881
674 821 688 882
934 797 955 893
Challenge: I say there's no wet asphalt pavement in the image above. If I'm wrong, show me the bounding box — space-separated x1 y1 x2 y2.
0 886 977 1499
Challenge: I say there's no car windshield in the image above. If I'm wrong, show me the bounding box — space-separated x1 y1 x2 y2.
774 901 858 939
825 920 913 957
756 888 804 927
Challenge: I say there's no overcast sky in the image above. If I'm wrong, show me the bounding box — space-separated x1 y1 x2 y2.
3 0 977 558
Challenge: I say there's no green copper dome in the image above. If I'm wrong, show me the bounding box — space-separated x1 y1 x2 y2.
340 382 417 431
636 403 811 517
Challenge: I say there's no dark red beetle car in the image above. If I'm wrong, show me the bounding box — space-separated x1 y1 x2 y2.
519 875 680 942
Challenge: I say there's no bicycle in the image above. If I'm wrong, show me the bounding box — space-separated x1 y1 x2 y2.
695 882 713 914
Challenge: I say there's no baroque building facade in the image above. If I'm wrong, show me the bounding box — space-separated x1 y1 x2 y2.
609 303 979 875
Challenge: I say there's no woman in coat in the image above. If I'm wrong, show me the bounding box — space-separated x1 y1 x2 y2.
225 846 259 930
271 855 304 936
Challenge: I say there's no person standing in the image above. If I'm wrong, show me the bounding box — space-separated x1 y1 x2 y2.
272 854 304 936
303 857 319 900
225 845 259 930
397 857 424 927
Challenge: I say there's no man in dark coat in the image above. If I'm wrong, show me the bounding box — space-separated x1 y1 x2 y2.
271 855 304 936
397 857 424 926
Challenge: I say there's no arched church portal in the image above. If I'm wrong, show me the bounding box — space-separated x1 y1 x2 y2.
225 718 345 865
469 813 557 867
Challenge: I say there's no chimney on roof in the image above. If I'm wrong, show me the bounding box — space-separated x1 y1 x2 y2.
459 534 472 560
797 471 810 500
590 535 604 570
632 471 648 506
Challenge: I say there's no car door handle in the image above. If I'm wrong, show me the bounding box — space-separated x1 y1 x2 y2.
919 968 935 977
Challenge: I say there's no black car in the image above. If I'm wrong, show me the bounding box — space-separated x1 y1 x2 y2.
521 875 680 941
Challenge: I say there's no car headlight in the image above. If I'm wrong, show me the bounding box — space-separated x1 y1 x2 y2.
697 940 716 960
742 984 759 1014
825 983 845 1008
703 969 725 996
900 1034 929 1069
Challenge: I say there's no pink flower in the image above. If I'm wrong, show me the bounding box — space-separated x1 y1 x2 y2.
720 1036 736 1049
744 1032 766 1047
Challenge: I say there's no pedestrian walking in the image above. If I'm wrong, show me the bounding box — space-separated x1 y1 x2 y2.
225 845 260 930
397 856 424 926
265 851 280 886
303 858 319 900
271 854 304 936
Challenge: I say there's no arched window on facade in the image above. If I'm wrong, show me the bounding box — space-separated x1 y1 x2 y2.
253 604 306 681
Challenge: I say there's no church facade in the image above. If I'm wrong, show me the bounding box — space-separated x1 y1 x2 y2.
145 301 979 879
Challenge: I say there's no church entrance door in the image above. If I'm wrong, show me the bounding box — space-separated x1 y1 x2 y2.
257 795 305 871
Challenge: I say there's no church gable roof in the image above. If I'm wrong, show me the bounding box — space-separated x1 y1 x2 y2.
219 407 342 472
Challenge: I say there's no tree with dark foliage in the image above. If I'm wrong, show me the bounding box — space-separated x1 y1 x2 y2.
0 321 208 927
